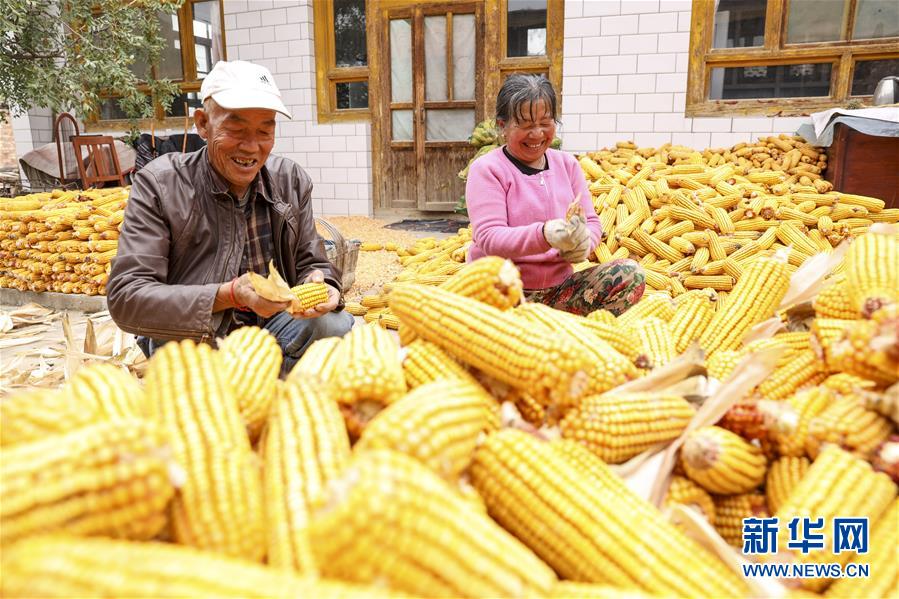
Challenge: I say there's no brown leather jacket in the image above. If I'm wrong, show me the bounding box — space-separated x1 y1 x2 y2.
107 147 342 343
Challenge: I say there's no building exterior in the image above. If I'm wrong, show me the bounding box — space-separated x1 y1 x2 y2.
11 0 898 215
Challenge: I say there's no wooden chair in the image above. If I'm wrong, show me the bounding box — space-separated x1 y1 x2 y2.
71 134 126 188
53 112 81 187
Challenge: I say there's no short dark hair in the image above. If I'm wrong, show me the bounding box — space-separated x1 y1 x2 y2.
495 74 557 125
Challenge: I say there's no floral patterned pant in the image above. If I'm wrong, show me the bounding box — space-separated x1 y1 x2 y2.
524 258 646 317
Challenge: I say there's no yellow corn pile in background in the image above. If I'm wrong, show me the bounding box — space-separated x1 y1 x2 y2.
0 187 126 295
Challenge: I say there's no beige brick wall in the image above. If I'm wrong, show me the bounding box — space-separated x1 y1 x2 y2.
0 113 18 170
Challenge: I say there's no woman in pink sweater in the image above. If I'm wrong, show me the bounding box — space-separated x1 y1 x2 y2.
466 74 644 316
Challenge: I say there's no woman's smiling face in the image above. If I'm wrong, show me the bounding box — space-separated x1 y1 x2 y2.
500 99 556 168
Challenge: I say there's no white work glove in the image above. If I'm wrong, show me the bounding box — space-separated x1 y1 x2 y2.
543 214 590 263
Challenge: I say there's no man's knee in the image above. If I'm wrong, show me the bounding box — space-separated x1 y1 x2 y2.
284 310 353 355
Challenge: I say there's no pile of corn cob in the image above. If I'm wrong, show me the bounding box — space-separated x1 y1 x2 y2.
0 187 127 295
3 223 897 596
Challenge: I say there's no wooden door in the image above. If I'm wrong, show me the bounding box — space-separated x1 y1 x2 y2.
372 1 484 213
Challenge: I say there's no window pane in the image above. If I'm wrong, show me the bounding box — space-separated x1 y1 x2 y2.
713 0 767 48
392 110 413 141
167 92 203 117
507 0 546 57
709 63 832 99
192 1 223 79
390 19 413 103
453 14 476 101
852 59 899 95
336 81 369 109
853 0 899 39
99 98 130 121
786 0 847 43
425 16 448 101
157 12 184 80
426 109 475 141
333 0 367 67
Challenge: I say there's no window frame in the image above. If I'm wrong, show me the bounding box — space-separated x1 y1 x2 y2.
686 0 899 117
313 0 372 123
87 0 227 132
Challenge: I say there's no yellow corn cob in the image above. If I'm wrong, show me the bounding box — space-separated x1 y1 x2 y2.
762 387 832 457
628 316 676 369
616 292 676 327
287 336 342 382
548 582 655 598
343 301 367 315
440 255 523 310
308 448 557 596
844 229 899 317
766 456 811 514
290 282 329 311
822 372 877 395
631 227 685 263
773 445 897 592
670 289 716 352
706 349 741 380
681 425 766 494
0 535 389 598
668 235 696 255
332 322 406 439
714 493 769 547
653 220 694 242
64 362 144 419
356 379 498 480
684 274 734 290
813 274 858 319
775 330 813 353
758 349 824 400
401 338 480 389
663 475 716 525
470 430 748 597
559 392 694 464
359 242 383 251
391 283 591 410
836 192 885 212
1 419 176 545
805 394 894 459
218 326 282 440
0 388 99 446
699 256 790 354
360 293 389 309
515 303 638 393
826 499 898 598
586 308 617 326
263 378 351 573
143 339 265 560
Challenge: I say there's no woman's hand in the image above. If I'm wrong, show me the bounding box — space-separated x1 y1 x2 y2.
543 213 589 255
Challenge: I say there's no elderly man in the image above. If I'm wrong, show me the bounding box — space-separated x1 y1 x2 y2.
108 60 353 375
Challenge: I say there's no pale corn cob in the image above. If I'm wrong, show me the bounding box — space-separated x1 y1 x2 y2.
773 445 897 592
355 379 498 480
663 475 716 524
390 283 591 410
763 387 833 457
560 392 694 463
470 430 749 597
0 388 98 446
863 385 899 425
514 302 638 393
805 394 894 459
218 326 282 440
629 316 676 369
765 456 810 514
440 255 523 310
332 322 406 439
0 536 389 598
714 493 769 547
586 308 617 326
263 378 350 573
1 419 176 544
401 338 480 389
681 425 766 494
308 448 557 597
844 229 899 317
287 336 343 382
826 499 898 598
699 256 790 354
143 339 265 560
549 582 655 598
670 288 716 353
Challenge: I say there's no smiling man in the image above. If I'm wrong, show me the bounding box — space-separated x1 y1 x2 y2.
107 60 353 375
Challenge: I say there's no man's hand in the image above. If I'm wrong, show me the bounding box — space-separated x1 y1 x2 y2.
293 269 340 319
230 273 292 318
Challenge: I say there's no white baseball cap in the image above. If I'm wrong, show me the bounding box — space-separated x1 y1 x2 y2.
200 60 292 119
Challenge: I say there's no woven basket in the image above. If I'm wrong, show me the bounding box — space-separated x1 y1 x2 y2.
315 217 360 290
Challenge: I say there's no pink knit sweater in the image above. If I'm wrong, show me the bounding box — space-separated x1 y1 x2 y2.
465 147 600 290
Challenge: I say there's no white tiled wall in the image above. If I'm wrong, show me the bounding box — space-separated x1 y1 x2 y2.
223 0 372 216
13 108 54 187
560 0 809 153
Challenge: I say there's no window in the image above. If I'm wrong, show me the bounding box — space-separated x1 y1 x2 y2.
687 0 899 117
314 0 370 123
93 0 225 128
